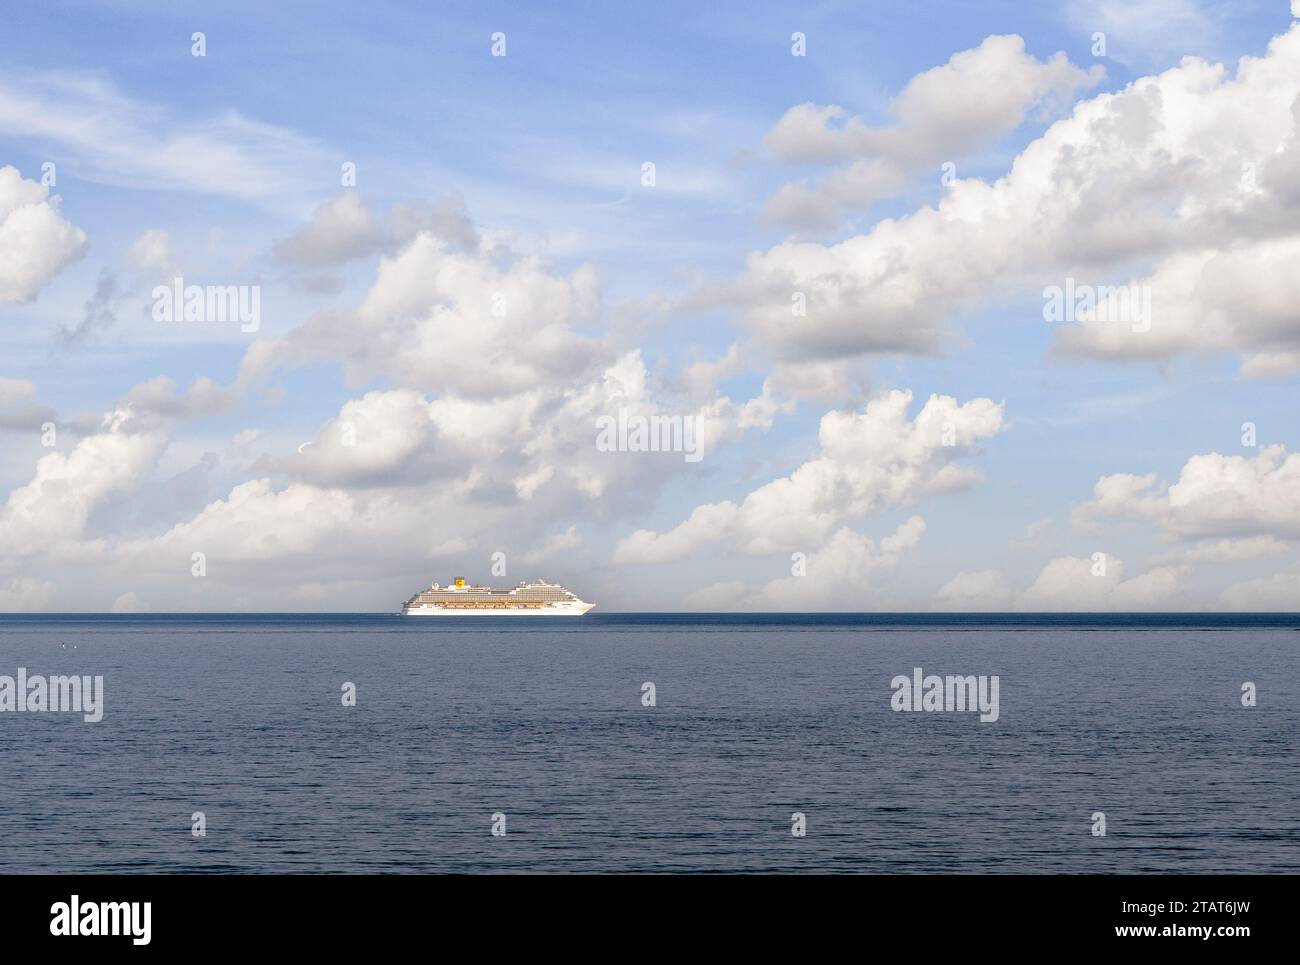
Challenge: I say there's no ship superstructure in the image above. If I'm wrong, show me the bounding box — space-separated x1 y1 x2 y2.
402 578 595 616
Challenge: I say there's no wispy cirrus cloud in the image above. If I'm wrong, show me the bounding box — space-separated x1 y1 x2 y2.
1064 0 1227 69
0 72 331 202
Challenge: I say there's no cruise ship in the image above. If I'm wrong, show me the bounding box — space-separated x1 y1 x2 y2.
402 578 596 616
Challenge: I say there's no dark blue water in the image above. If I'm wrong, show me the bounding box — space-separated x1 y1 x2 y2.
1 613 1297 873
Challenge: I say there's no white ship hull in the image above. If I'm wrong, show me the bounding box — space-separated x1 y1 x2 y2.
404 601 595 616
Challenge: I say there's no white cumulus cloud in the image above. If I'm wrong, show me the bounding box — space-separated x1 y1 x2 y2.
763 35 1103 227
0 165 86 302
614 389 1004 563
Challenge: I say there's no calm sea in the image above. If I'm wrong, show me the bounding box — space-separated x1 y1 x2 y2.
1 613 1297 874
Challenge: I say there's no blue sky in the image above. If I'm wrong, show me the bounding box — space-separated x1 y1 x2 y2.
1 0 1298 611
